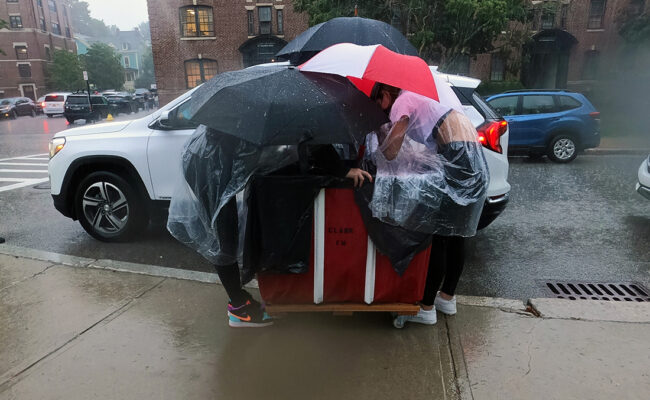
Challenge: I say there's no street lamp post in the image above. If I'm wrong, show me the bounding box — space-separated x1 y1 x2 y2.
83 70 92 113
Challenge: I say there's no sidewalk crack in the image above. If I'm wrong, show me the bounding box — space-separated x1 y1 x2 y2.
0 277 167 393
445 316 475 400
0 263 56 293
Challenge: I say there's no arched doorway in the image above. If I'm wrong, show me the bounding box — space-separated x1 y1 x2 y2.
522 29 578 89
239 36 287 68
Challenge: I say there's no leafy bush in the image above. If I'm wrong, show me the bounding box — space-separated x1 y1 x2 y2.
476 80 525 96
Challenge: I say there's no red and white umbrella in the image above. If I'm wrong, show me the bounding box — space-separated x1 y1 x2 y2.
299 43 439 102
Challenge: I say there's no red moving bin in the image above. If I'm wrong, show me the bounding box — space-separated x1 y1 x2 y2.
258 188 431 305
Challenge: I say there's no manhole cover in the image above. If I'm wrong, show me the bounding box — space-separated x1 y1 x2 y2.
33 182 50 190
541 281 650 302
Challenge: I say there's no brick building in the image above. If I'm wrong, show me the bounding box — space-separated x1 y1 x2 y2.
468 0 649 90
0 0 76 100
147 0 308 105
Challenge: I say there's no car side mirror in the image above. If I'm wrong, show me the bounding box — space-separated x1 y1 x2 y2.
158 110 172 128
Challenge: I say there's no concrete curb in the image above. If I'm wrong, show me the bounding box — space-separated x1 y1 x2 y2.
0 244 645 319
528 297 650 323
584 148 650 155
0 244 268 288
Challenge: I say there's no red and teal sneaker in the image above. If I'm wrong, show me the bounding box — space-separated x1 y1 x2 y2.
227 298 274 328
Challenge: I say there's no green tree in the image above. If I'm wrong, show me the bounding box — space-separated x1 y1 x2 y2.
68 0 112 38
134 47 155 88
137 21 151 42
82 43 125 90
47 50 85 91
292 0 526 71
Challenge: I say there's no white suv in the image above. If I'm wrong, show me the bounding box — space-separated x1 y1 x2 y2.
49 73 510 241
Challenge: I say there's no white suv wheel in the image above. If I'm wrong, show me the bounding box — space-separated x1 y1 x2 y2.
76 171 146 241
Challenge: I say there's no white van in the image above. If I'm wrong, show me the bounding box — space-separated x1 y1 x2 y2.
43 92 71 117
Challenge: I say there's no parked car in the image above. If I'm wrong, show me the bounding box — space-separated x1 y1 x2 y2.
63 94 110 123
637 154 650 200
43 92 71 117
106 94 137 115
0 97 37 119
35 96 46 114
486 90 600 163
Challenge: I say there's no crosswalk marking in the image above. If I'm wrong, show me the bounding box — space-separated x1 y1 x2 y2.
0 153 50 193
0 169 48 173
0 162 49 166
0 153 48 162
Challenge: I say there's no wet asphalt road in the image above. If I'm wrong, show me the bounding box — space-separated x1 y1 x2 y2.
0 114 648 300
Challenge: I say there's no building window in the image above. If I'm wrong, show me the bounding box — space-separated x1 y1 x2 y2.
185 59 218 88
9 16 23 29
48 0 57 13
541 12 555 29
124 56 130 67
45 46 51 60
122 43 130 50
560 4 568 29
37 0 43 7
40 17 47 31
491 55 505 81
588 0 606 29
65 27 71 38
628 0 645 16
18 64 31 78
258 6 271 35
179 6 214 37
15 46 28 60
277 9 284 34
52 21 61 35
582 50 600 79
247 10 254 35
7 0 19 3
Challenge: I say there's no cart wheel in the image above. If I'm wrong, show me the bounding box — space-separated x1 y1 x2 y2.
393 316 406 329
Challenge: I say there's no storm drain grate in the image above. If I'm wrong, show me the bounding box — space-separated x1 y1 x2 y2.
542 281 650 302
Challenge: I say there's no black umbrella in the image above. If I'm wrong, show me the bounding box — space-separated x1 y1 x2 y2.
186 66 388 146
276 17 419 65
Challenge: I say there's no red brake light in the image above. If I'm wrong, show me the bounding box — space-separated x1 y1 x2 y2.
477 120 507 154
589 111 600 118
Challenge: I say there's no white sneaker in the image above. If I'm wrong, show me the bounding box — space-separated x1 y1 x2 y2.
434 292 457 315
393 306 437 328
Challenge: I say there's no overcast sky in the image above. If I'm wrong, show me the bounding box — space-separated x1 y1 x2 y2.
85 0 149 31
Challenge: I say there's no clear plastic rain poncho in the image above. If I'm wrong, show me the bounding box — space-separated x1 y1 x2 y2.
166 125 299 266
364 90 489 237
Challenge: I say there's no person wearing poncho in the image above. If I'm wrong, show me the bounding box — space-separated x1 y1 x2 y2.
365 84 489 327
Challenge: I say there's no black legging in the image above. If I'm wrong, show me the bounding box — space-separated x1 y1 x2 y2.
421 235 465 307
214 197 248 306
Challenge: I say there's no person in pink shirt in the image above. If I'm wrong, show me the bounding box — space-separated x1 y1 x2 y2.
367 83 488 328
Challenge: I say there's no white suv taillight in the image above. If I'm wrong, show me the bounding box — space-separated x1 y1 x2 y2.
477 120 507 154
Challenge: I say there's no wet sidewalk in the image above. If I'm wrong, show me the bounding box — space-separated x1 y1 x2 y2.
587 134 650 154
1 248 649 400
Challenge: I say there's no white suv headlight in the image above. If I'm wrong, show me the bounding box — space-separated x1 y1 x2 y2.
49 137 66 158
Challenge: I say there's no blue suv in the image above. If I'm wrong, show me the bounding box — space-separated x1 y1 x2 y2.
486 90 600 162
